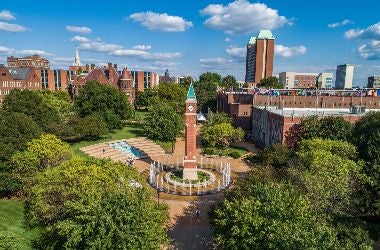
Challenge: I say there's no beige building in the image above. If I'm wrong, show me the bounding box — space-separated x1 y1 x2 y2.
7 55 50 69
279 72 333 89
335 64 354 89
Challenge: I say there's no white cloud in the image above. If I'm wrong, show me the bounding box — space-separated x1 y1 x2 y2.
345 22 380 40
358 40 380 60
274 45 307 57
200 0 290 34
226 46 245 60
328 19 353 28
129 12 193 32
65 25 92 34
0 45 52 56
0 10 15 20
109 49 150 57
19 50 53 56
132 44 152 50
70 35 90 43
199 57 236 70
0 22 26 32
79 42 123 53
152 61 180 67
225 37 231 42
110 49 182 60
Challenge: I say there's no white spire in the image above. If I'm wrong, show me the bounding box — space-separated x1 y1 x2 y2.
74 48 81 66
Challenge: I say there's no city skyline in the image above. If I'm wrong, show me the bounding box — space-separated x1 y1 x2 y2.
1 0 379 85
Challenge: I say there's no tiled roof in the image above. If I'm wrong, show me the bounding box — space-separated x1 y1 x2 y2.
8 67 32 80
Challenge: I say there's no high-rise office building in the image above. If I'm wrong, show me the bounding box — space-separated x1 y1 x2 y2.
367 76 380 88
335 64 354 89
245 30 275 84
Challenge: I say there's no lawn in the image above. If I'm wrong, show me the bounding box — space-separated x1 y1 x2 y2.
0 199 37 250
69 123 144 157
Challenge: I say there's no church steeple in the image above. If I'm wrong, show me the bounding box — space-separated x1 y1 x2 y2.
187 84 196 100
74 48 81 66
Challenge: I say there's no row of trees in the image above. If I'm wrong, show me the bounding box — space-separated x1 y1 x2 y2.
0 81 134 196
212 112 380 248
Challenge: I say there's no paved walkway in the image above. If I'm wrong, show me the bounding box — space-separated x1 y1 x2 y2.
80 127 255 249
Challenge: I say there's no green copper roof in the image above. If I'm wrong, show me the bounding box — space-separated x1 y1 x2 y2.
248 37 256 45
187 84 196 100
257 30 275 40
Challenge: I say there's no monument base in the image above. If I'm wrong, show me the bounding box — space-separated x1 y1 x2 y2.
183 168 198 180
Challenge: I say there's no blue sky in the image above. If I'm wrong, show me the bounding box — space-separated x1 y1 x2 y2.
0 0 379 85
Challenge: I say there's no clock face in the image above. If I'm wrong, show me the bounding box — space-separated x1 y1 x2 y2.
188 105 194 112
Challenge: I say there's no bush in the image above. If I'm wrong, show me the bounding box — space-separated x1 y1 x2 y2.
258 144 291 168
203 148 215 155
228 151 241 159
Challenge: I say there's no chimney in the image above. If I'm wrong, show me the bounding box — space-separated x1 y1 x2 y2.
114 64 117 70
86 64 90 72
90 64 95 70
108 63 113 83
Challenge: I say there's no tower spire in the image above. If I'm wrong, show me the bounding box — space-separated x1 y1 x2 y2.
74 47 81 66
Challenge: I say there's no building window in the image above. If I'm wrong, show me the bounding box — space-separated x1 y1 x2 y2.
1 73 6 77
54 70 61 90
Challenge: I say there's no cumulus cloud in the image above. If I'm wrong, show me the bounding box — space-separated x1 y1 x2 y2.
66 25 92 34
70 35 90 43
0 10 15 20
0 45 52 56
129 12 193 32
152 61 180 67
200 0 290 34
358 40 380 60
328 19 353 28
0 22 26 32
226 46 245 60
132 44 152 50
274 45 307 57
225 37 231 42
345 22 380 40
199 57 236 70
79 42 123 53
110 49 182 60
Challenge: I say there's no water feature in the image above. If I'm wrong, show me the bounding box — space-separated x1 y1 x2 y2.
109 141 142 158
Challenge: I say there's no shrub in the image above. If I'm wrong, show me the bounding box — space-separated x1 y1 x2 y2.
228 151 241 159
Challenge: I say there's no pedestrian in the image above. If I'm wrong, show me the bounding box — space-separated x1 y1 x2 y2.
102 148 105 154
196 207 200 223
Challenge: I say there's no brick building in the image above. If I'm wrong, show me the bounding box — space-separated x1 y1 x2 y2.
217 90 380 134
131 70 159 92
251 106 363 148
7 55 50 69
245 30 274 85
0 64 41 102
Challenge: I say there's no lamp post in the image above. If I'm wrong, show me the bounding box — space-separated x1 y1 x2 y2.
157 189 161 204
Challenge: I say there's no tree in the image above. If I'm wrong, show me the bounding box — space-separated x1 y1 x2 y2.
285 116 352 149
0 112 43 196
212 182 339 249
74 81 133 129
204 112 232 127
291 139 361 215
2 89 60 130
26 158 168 249
37 90 71 119
9 134 72 195
258 144 291 168
144 102 184 149
202 123 244 149
180 76 194 89
156 82 187 113
257 76 283 89
352 112 380 215
221 75 238 91
199 72 222 85
135 89 158 109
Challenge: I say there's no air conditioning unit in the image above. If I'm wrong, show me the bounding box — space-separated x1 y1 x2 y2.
350 106 366 114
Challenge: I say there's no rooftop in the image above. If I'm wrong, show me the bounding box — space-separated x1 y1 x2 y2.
187 84 196 100
257 30 275 40
255 106 377 118
8 67 32 80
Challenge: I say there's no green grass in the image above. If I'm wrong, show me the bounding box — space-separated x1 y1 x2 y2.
0 199 37 250
69 123 144 157
170 170 211 183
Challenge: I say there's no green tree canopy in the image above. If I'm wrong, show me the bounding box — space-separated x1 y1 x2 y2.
9 134 72 195
36 90 71 119
144 102 184 143
204 112 231 127
199 72 222 84
26 157 168 249
201 123 244 149
257 76 283 89
2 89 60 130
0 112 43 196
195 72 222 113
74 81 133 129
221 75 238 91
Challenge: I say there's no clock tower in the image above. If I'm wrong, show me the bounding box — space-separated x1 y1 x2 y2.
183 84 198 180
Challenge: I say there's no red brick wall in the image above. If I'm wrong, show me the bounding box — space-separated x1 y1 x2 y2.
265 39 274 79
255 40 264 83
184 101 197 169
